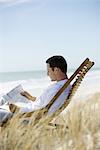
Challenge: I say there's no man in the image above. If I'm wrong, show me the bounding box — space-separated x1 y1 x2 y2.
19 55 71 114
0 55 71 124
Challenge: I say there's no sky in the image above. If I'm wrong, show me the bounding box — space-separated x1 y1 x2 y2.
0 0 100 72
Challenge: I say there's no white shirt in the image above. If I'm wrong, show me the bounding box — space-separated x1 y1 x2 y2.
20 79 72 114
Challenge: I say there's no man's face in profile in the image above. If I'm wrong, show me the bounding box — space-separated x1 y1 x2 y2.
47 64 56 81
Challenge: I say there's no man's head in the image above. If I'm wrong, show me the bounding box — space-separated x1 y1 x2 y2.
46 55 67 81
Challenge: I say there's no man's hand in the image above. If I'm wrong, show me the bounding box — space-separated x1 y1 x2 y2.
9 104 20 113
21 91 36 101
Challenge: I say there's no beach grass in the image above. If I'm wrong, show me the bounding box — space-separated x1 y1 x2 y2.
0 93 100 150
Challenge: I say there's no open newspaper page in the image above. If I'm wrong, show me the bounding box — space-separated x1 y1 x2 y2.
0 104 10 111
2 85 31 106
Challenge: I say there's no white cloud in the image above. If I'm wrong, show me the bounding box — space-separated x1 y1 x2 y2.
0 0 30 8
0 0 31 4
0 0 44 9
3 0 32 6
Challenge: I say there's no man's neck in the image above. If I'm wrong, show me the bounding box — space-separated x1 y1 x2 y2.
57 75 68 82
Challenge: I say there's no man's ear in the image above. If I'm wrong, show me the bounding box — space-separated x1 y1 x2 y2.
54 67 59 72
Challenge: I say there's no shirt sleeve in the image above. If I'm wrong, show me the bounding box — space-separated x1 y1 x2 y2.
20 84 59 113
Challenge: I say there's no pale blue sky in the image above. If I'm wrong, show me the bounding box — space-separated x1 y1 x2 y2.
0 0 100 72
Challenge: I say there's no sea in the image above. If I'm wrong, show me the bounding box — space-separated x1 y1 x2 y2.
0 68 100 100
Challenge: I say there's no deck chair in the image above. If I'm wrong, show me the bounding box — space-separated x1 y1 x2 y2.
2 58 94 129
20 58 94 128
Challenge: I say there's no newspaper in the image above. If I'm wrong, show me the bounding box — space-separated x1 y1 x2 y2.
2 85 30 105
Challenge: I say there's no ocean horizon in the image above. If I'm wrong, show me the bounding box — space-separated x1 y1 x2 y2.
0 68 100 99
0 67 99 83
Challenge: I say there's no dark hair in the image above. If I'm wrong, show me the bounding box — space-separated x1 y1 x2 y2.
46 55 67 74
